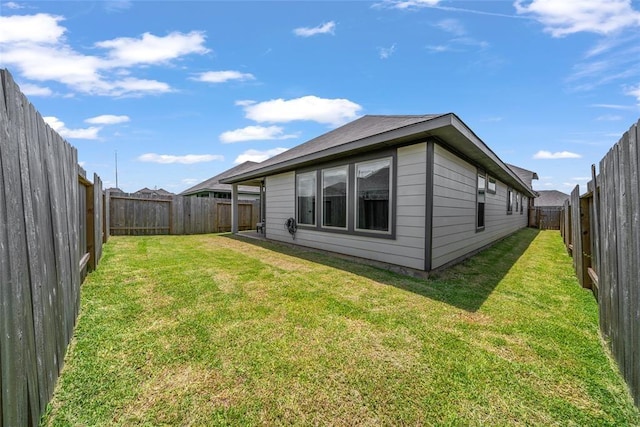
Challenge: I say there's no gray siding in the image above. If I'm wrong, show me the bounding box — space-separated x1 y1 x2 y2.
265 171 295 241
264 144 427 270
431 144 527 269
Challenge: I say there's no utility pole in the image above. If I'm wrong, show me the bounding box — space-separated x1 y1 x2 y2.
115 150 119 189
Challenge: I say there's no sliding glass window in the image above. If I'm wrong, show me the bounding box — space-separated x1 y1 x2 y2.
355 158 391 233
322 166 348 229
296 171 316 225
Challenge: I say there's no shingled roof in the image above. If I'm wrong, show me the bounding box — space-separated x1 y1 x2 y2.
180 161 260 196
506 164 539 190
535 190 570 207
222 113 537 198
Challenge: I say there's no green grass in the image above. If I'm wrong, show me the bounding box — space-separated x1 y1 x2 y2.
42 229 639 426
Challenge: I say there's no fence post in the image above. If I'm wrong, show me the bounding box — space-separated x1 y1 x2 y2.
579 195 592 290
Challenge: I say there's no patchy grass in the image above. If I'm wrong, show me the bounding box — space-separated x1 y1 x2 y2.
42 229 639 426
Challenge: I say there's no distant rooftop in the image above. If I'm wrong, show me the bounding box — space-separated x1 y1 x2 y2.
535 190 570 207
180 161 260 196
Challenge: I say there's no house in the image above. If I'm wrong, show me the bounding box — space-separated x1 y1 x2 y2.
134 187 174 197
534 190 569 207
506 164 539 205
222 113 537 272
180 161 261 200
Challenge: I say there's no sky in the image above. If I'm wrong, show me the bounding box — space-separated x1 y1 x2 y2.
1 0 639 194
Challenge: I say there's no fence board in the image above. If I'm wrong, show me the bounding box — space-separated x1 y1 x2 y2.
94 174 103 265
15 79 43 424
631 120 640 406
616 132 632 388
570 186 584 286
104 190 110 242
25 101 53 411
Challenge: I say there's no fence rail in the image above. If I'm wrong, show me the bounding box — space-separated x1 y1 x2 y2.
562 118 639 407
109 193 259 235
0 69 104 425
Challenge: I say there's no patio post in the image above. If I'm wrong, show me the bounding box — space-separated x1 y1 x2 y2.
231 183 239 233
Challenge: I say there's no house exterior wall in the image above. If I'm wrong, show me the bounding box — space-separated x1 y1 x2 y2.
264 143 427 270
431 144 528 269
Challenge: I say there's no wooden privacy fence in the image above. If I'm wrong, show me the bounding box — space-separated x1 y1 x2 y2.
561 118 639 407
0 69 104 426
528 206 562 230
108 193 259 235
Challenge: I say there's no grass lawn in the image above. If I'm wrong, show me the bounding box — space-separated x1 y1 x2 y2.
42 229 639 426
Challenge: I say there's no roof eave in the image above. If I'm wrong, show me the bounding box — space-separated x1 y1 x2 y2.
223 113 536 197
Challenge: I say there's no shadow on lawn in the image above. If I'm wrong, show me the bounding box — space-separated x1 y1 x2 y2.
225 228 540 312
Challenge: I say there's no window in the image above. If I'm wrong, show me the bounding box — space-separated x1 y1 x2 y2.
521 196 525 214
322 166 348 228
487 176 497 194
507 188 513 214
515 192 520 213
296 171 316 225
477 170 486 230
355 158 391 232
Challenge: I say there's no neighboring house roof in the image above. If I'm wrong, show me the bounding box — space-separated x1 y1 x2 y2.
105 187 124 193
535 190 570 207
222 113 537 198
135 187 174 196
506 164 539 190
180 161 260 196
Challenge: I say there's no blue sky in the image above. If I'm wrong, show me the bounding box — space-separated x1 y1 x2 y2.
1 0 639 194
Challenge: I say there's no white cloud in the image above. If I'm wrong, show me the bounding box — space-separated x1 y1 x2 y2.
4 2 24 9
533 150 582 159
19 83 53 97
434 18 466 36
104 1 132 12
0 13 65 44
293 21 336 37
376 0 440 10
192 70 255 83
220 125 298 143
426 45 452 53
43 116 101 140
625 84 640 103
108 77 172 96
378 44 396 59
596 114 623 121
182 178 200 185
138 153 224 164
239 95 362 126
0 14 209 96
514 0 640 37
96 31 209 66
85 115 130 125
590 103 637 110
234 148 289 164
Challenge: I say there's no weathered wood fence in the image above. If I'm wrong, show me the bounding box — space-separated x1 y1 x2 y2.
0 69 104 425
108 193 259 235
528 206 562 230
561 118 639 406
